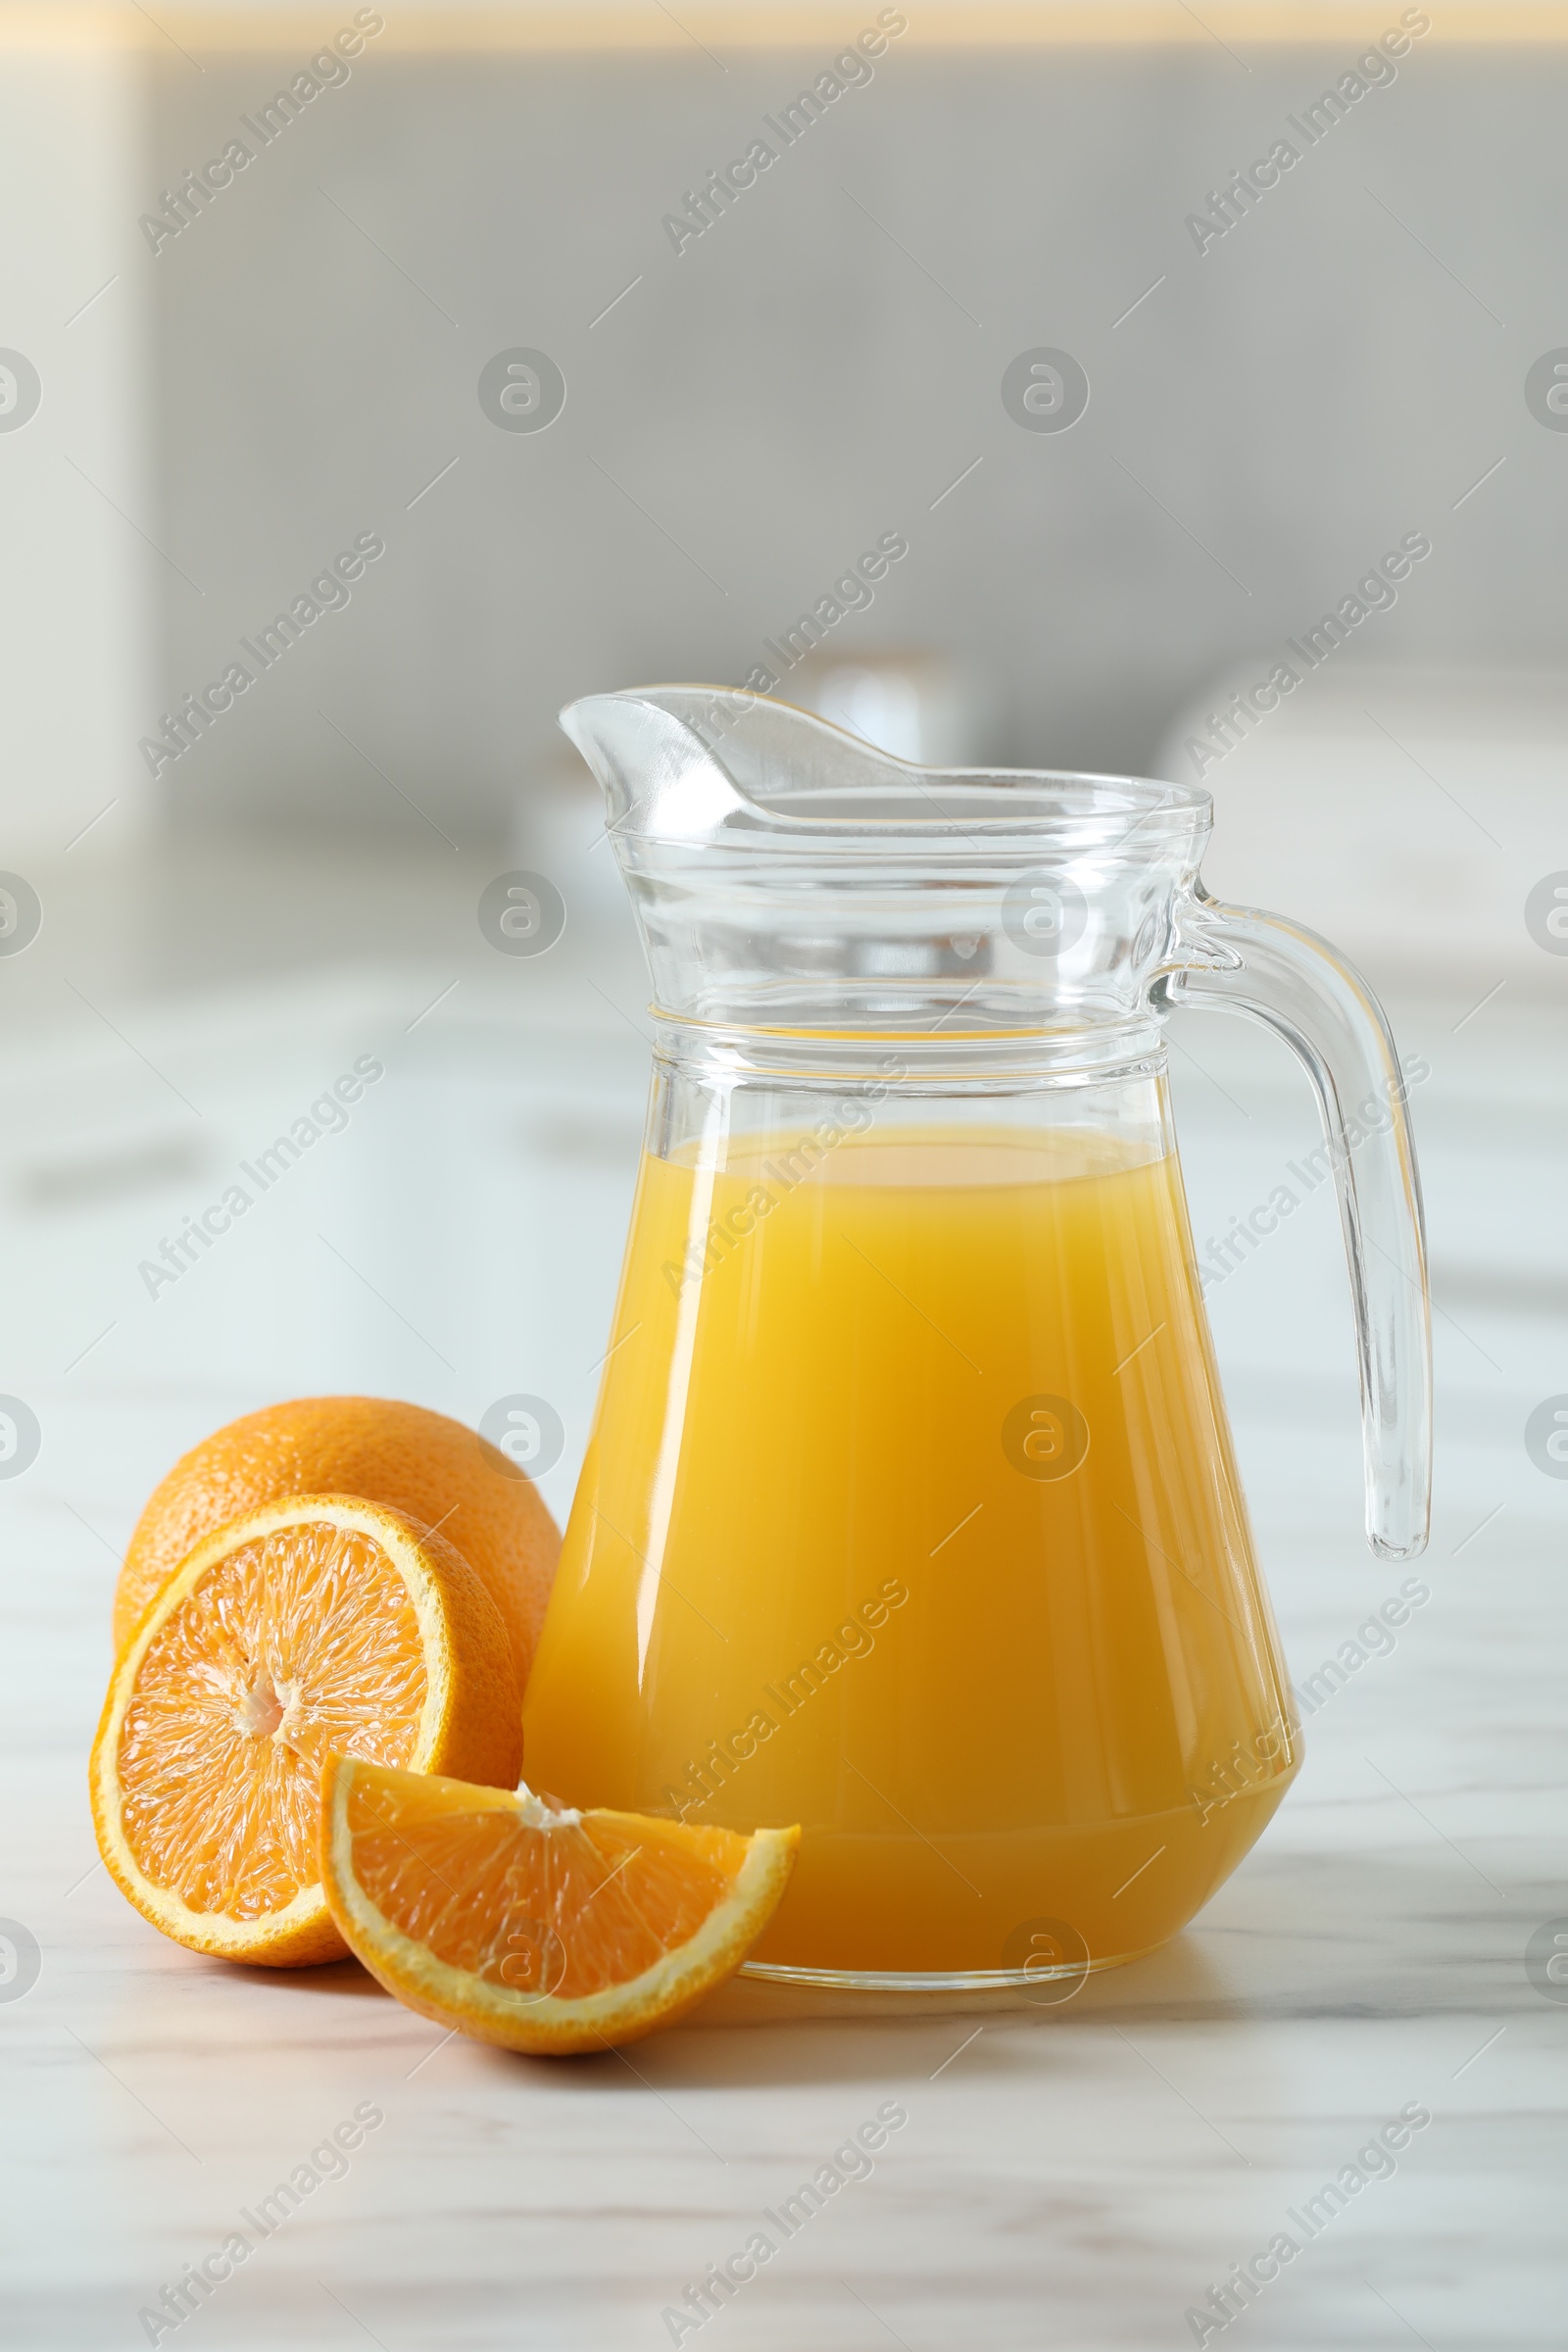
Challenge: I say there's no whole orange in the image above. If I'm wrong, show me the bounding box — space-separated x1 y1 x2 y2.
113 1396 561 1687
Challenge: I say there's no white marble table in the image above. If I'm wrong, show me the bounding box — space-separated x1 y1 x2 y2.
3 906 1565 2350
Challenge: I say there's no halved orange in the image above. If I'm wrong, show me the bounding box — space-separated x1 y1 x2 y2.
91 1496 522 1967
319 1757 799 2053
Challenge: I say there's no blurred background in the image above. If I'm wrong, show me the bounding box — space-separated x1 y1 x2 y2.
0 0 1564 1674
7 17 1568 2341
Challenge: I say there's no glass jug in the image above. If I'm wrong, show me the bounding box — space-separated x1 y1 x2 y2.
519 686 1431 1991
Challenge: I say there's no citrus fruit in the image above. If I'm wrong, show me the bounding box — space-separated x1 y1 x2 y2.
92 1495 522 1967
112 1396 561 1686
319 1756 799 2053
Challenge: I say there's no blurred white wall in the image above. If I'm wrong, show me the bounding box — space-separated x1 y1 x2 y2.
0 23 155 865
121 11 1568 846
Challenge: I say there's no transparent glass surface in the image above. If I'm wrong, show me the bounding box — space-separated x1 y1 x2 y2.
519 687 1432 1987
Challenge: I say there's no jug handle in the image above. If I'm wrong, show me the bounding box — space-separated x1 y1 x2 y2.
1154 886 1433 1561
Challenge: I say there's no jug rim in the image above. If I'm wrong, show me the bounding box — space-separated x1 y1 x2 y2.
562 684 1211 850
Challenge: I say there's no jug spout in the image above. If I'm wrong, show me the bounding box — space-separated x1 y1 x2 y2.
561 683 995 846
560 689 757 844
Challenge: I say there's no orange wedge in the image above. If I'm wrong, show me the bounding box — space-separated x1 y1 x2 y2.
319 1757 799 2053
91 1496 522 1967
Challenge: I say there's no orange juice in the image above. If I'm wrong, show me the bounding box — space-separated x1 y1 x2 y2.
521 1122 1298 1979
